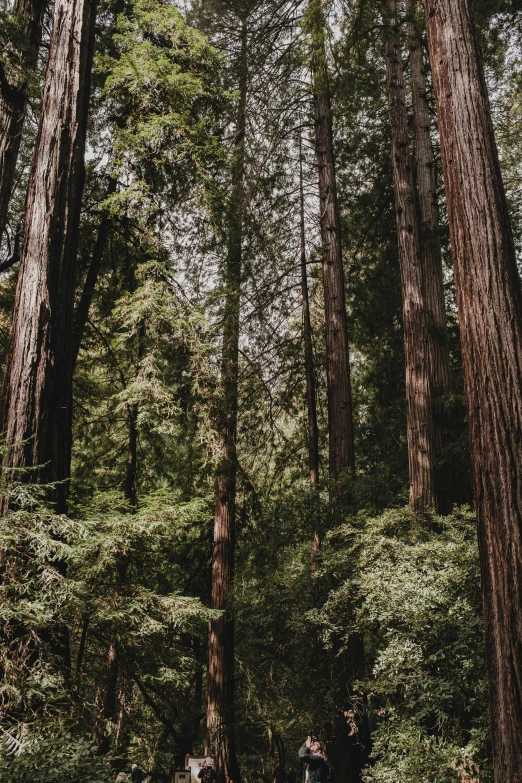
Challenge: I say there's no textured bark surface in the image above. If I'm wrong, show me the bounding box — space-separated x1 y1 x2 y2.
308 7 367 777
206 18 246 783
383 0 437 511
309 0 355 484
0 0 97 514
300 136 321 568
425 0 522 778
300 137 319 488
407 0 454 514
0 0 46 239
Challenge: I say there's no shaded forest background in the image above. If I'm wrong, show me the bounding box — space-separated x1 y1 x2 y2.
1 0 522 781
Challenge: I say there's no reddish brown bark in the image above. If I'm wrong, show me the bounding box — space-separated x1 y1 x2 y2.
206 17 246 783
0 0 96 515
308 0 355 486
299 137 320 489
308 8 368 776
0 0 46 239
425 0 522 778
299 135 321 568
383 0 437 511
406 0 454 514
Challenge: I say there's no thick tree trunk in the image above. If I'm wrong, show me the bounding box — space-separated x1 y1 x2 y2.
0 0 97 515
406 0 454 514
307 10 367 777
383 0 437 511
299 135 321 567
425 1 522 778
308 0 355 486
300 136 320 489
206 18 247 783
0 0 46 240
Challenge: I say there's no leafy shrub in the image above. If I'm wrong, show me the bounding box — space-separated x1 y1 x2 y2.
0 734 114 783
321 507 491 783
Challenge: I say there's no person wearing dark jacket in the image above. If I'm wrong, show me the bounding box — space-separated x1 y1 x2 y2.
298 737 333 783
130 764 146 783
287 766 296 783
198 761 217 783
273 761 287 783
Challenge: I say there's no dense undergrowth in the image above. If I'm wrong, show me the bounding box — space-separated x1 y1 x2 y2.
0 498 488 783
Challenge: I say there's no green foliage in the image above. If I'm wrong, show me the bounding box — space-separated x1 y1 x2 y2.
6 0 522 778
321 507 490 783
232 493 490 783
0 735 113 783
0 497 217 774
98 0 229 205
0 8 37 90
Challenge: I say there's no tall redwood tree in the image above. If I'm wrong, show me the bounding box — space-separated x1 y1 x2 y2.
383 0 437 511
406 0 454 514
0 0 97 514
299 136 319 490
206 14 247 783
307 0 355 488
307 7 368 777
299 134 321 567
425 0 522 777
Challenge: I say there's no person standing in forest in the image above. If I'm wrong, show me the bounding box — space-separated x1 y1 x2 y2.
199 760 217 783
273 760 287 783
298 737 333 783
130 763 146 783
287 766 296 783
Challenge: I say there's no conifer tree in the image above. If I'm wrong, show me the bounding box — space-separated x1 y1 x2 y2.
306 0 355 489
299 135 319 491
0 0 96 513
425 0 522 776
406 0 454 513
207 9 247 782
383 0 437 511
299 133 321 567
